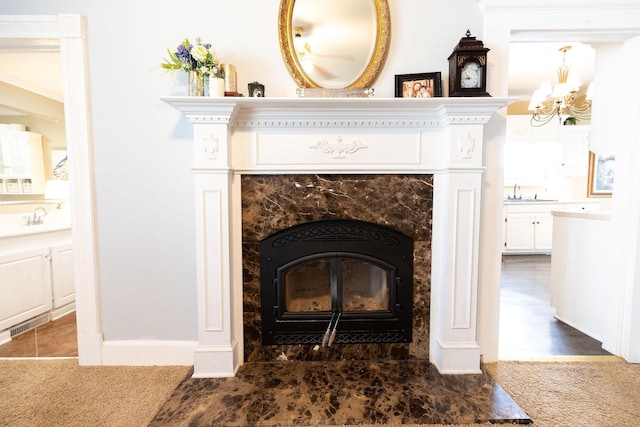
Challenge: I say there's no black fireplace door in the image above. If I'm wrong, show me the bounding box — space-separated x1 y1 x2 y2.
260 219 413 346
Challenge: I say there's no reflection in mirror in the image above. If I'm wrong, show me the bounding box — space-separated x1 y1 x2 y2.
278 0 390 89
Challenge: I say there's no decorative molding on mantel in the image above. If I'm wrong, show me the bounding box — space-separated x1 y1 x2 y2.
161 97 515 129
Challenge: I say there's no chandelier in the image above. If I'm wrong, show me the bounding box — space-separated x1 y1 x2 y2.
528 46 593 127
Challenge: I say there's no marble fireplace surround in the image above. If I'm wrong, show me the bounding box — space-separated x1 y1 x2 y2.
162 97 510 378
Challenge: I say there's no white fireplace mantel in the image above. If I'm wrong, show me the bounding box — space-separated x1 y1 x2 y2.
162 96 512 378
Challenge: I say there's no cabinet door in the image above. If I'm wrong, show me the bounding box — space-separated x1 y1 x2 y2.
533 214 554 250
51 243 75 308
505 214 535 251
0 248 52 331
560 126 590 176
0 136 31 177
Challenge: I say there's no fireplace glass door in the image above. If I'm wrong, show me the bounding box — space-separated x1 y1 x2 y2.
281 254 394 318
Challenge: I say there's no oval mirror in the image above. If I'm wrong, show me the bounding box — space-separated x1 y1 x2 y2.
278 0 390 89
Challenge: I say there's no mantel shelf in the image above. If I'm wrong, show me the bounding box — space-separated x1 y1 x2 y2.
160 96 516 128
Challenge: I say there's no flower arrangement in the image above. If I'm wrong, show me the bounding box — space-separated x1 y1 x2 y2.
161 37 221 78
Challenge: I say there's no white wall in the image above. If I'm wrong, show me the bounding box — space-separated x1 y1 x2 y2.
1 0 485 344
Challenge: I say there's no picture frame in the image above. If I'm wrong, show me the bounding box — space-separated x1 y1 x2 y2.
51 148 68 179
248 81 265 98
587 151 615 197
394 72 442 98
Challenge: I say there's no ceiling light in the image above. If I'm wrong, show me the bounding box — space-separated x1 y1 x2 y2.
528 46 593 127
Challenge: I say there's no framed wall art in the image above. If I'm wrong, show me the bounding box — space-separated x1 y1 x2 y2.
394 72 442 98
248 81 265 97
587 151 615 197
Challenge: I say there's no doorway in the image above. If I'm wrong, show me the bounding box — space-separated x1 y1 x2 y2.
0 15 100 364
0 48 78 358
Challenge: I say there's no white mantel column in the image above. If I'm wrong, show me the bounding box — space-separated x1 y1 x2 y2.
187 106 243 378
429 122 485 374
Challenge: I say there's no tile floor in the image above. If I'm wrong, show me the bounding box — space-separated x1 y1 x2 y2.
0 311 77 358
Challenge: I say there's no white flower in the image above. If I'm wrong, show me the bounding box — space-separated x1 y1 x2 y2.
190 45 209 62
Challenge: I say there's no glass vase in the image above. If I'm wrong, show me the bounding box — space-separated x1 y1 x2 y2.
187 71 204 96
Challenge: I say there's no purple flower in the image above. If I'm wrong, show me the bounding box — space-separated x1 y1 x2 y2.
176 44 190 62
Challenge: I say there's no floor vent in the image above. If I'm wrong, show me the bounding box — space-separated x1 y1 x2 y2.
10 313 51 338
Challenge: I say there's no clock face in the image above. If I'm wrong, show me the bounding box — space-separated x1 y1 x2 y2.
461 62 481 89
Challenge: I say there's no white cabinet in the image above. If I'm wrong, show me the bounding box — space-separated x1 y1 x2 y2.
503 201 602 254
504 211 553 252
0 229 73 334
0 248 53 331
0 132 45 194
51 243 75 311
559 126 590 176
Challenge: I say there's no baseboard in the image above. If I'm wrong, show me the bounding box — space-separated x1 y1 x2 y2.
51 302 75 320
431 338 482 374
0 329 10 346
77 333 104 365
102 340 197 366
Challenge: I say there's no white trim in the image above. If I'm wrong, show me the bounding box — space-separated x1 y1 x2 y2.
50 302 75 321
102 340 197 366
0 14 102 365
431 339 482 374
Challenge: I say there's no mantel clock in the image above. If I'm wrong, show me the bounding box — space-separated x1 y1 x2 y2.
448 30 490 97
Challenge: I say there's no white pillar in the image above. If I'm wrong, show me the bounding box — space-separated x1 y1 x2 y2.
188 110 242 377
430 123 485 374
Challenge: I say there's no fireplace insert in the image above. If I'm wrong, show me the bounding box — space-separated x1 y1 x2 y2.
260 219 413 346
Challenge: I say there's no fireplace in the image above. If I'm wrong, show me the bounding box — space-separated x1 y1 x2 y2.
260 219 413 346
241 174 431 362
162 96 511 377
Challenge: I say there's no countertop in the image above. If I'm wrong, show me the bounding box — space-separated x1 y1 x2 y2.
0 212 71 239
551 209 611 221
0 223 71 239
503 198 600 205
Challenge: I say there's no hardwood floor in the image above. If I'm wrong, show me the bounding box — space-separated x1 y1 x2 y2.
499 254 612 359
0 311 77 358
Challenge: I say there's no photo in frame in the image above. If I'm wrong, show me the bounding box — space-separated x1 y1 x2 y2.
587 151 615 197
394 72 442 98
248 81 265 97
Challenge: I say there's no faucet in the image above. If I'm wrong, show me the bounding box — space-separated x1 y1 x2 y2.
512 183 521 200
26 206 48 226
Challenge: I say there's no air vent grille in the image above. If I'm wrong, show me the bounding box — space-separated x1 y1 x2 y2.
10 313 50 338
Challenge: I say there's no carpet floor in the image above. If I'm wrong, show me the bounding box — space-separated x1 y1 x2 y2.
1 358 640 426
0 358 190 427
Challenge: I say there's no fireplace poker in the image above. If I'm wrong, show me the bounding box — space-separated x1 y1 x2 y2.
328 312 342 347
322 312 336 347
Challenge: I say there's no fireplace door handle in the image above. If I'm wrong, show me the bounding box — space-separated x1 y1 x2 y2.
328 312 342 347
322 312 336 347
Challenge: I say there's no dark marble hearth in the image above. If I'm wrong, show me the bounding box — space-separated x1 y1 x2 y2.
150 360 531 426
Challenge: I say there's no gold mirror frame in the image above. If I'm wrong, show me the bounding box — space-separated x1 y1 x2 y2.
278 0 391 89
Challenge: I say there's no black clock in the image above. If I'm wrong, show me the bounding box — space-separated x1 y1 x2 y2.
448 30 490 97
